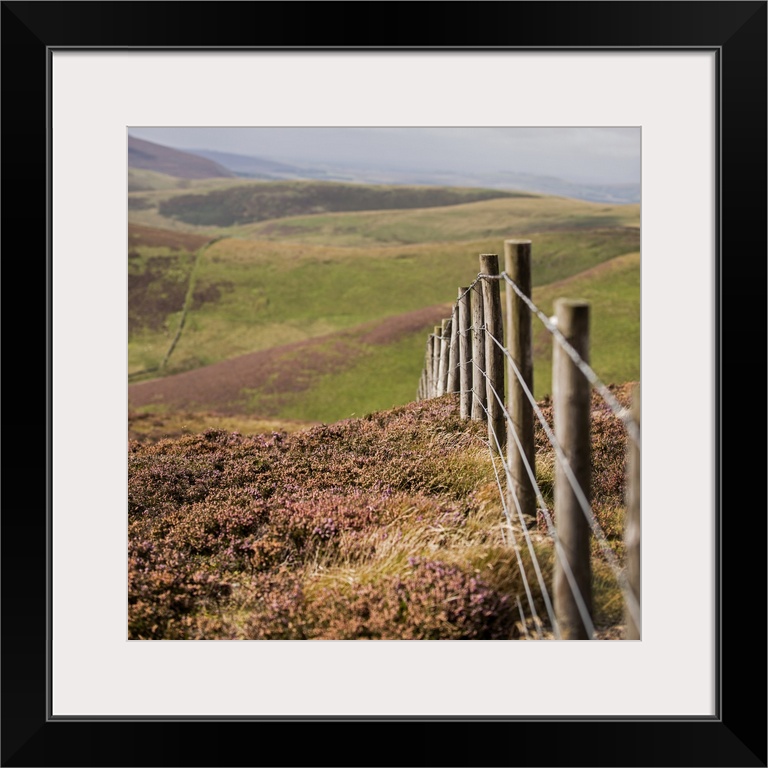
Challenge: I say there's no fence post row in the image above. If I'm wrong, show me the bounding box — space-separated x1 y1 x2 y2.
416 243 639 641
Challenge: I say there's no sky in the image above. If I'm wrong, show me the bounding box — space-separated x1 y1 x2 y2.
127 127 640 185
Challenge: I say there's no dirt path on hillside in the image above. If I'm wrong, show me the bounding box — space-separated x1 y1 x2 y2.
129 304 450 415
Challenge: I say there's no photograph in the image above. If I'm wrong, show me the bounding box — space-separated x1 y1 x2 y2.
2 0 765 764
126 126 642 642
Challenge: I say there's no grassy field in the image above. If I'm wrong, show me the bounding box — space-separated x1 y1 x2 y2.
129 246 639 425
531 251 640 398
230 250 641 423
240 328 434 424
242 195 638 246
128 178 639 428
270 251 640 421
156 180 530 227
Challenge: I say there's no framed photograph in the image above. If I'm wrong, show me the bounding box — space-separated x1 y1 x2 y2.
3 1 765 765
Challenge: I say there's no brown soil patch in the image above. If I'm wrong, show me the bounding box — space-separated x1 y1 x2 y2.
129 338 342 415
357 304 452 345
129 305 450 416
128 223 212 252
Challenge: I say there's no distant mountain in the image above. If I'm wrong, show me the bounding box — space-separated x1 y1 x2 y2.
488 172 640 205
182 146 640 205
127 137 640 205
189 149 308 179
128 136 235 179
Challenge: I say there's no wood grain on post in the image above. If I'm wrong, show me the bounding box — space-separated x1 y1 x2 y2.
470 281 486 421
553 299 593 640
432 326 441 398
624 384 641 639
437 317 451 396
504 239 536 521
480 254 505 454
457 287 472 419
447 303 459 394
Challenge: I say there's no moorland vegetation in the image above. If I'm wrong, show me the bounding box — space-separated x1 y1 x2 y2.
127 175 640 639
129 387 633 640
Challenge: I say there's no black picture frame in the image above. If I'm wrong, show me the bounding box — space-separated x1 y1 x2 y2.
2 2 765 766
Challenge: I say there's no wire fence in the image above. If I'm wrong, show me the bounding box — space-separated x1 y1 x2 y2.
416 240 641 640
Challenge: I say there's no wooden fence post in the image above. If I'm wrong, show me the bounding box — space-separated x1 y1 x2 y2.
425 335 434 399
447 303 459 394
504 239 536 522
480 254 505 453
553 299 593 640
624 384 641 639
432 326 441 398
470 281 486 421
458 287 472 419
437 317 451 396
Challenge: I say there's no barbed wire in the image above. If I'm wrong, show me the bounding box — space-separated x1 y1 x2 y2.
473 360 594 638
500 272 640 447
515 595 531 640
446 274 638 448
456 274 484 304
484 329 641 629
483 432 546 639
419 268 641 633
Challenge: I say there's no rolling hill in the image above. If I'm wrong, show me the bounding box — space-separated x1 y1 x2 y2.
128 135 235 180
128 177 639 435
126 151 640 646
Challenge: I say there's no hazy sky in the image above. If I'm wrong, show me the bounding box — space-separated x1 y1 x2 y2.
127 126 640 185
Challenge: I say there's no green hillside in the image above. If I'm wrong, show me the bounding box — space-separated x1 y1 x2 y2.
128 180 640 430
129 195 638 375
156 180 531 227
239 251 640 423
242 195 639 246
531 251 641 398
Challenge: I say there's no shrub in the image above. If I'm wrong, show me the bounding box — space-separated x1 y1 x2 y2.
306 558 517 640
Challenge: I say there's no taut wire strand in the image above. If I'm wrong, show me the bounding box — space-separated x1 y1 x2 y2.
484 435 546 639
472 362 561 637
474 359 594 638
485 329 641 630
516 595 531 640
501 273 640 448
